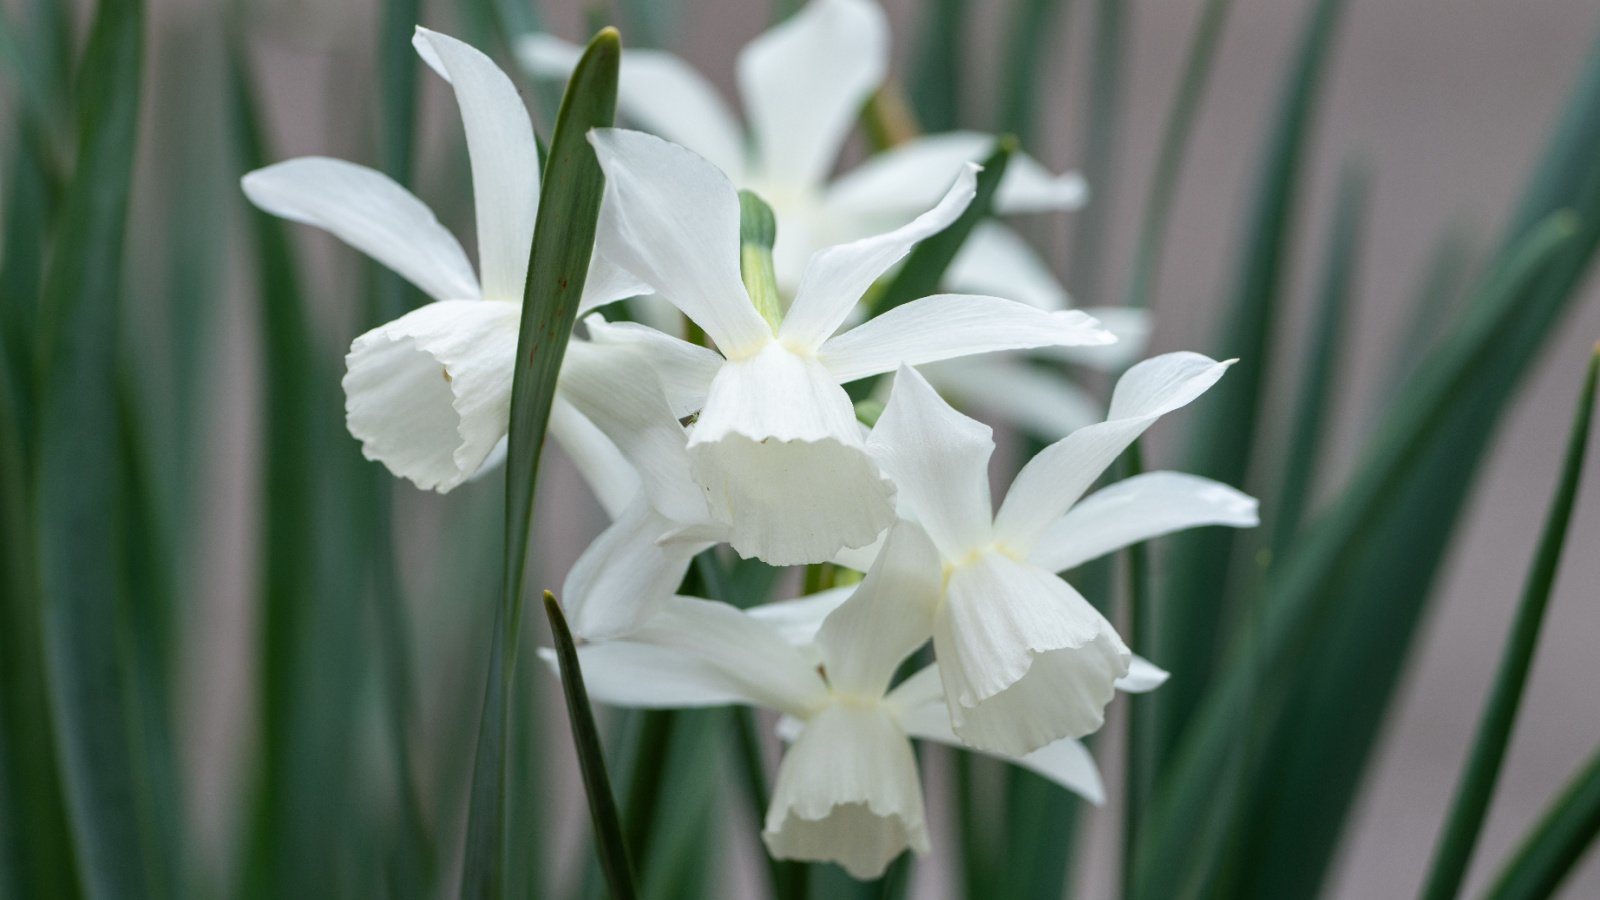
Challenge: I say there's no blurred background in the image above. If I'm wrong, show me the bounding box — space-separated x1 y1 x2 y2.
5 0 1599 897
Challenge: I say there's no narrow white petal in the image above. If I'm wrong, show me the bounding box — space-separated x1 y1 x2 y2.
823 130 1085 219
944 222 1070 310
242 158 479 303
818 295 1114 385
518 34 747 179
994 151 1088 213
583 315 722 418
1117 655 1170 694
738 0 888 191
866 367 995 558
414 27 539 303
747 587 855 646
896 697 1105 805
815 523 943 696
562 499 708 642
822 131 998 219
589 128 772 357
779 165 978 351
994 352 1233 552
577 248 654 314
633 596 829 717
1043 306 1152 371
544 643 757 709
688 343 895 565
548 396 639 520
559 340 706 524
934 551 1130 756
764 703 929 879
343 300 520 492
919 355 1102 443
1029 471 1260 573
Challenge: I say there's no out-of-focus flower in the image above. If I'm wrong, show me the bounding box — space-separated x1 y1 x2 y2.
557 541 1112 878
519 0 1086 309
848 360 1257 757
585 128 1114 566
242 26 643 492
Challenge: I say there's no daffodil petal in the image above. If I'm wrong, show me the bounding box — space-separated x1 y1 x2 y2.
865 367 996 558
241 157 479 303
414 27 539 303
895 696 1106 806
763 703 929 879
562 496 709 641
815 522 943 696
689 343 895 566
993 352 1233 552
934 551 1130 756
918 355 1102 442
738 0 888 191
779 164 978 350
589 128 773 357
343 299 521 493
583 315 722 419
518 33 747 179
548 395 639 521
817 296 1114 385
1029 471 1260 573
943 222 1070 310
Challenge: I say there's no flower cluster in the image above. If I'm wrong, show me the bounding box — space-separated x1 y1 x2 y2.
243 2 1258 880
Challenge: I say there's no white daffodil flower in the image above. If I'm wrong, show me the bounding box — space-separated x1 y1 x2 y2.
584 127 1114 566
554 551 1109 878
518 0 1088 310
853 359 1259 757
241 26 644 493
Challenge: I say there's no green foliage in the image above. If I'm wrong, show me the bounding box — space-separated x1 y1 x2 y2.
459 28 620 900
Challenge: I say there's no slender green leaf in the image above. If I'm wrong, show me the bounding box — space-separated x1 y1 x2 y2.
459 29 619 899
231 38 376 897
1134 212 1582 900
996 0 1069 143
1483 747 1600 900
1385 224 1476 398
910 0 965 132
1122 443 1153 899
1223 22 1600 894
1066 0 1128 306
1153 0 1347 765
545 593 638 900
1124 0 1235 310
1271 161 1371 551
1420 349 1597 900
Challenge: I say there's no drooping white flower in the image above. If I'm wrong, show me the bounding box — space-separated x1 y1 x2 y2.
847 359 1258 757
241 27 643 493
518 0 1088 310
584 127 1115 566
554 535 1116 878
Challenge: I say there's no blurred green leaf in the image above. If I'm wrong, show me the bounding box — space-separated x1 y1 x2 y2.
996 0 1068 144
1122 443 1153 899
910 0 966 132
1134 210 1583 900
1066 0 1128 306
1225 19 1600 892
459 28 619 899
32 0 167 897
1386 224 1476 397
1153 0 1347 765
1420 349 1596 900
1124 0 1235 311
1483 747 1600 900
1271 161 1371 551
545 593 638 900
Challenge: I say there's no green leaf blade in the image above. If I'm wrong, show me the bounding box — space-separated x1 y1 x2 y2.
1419 348 1599 900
